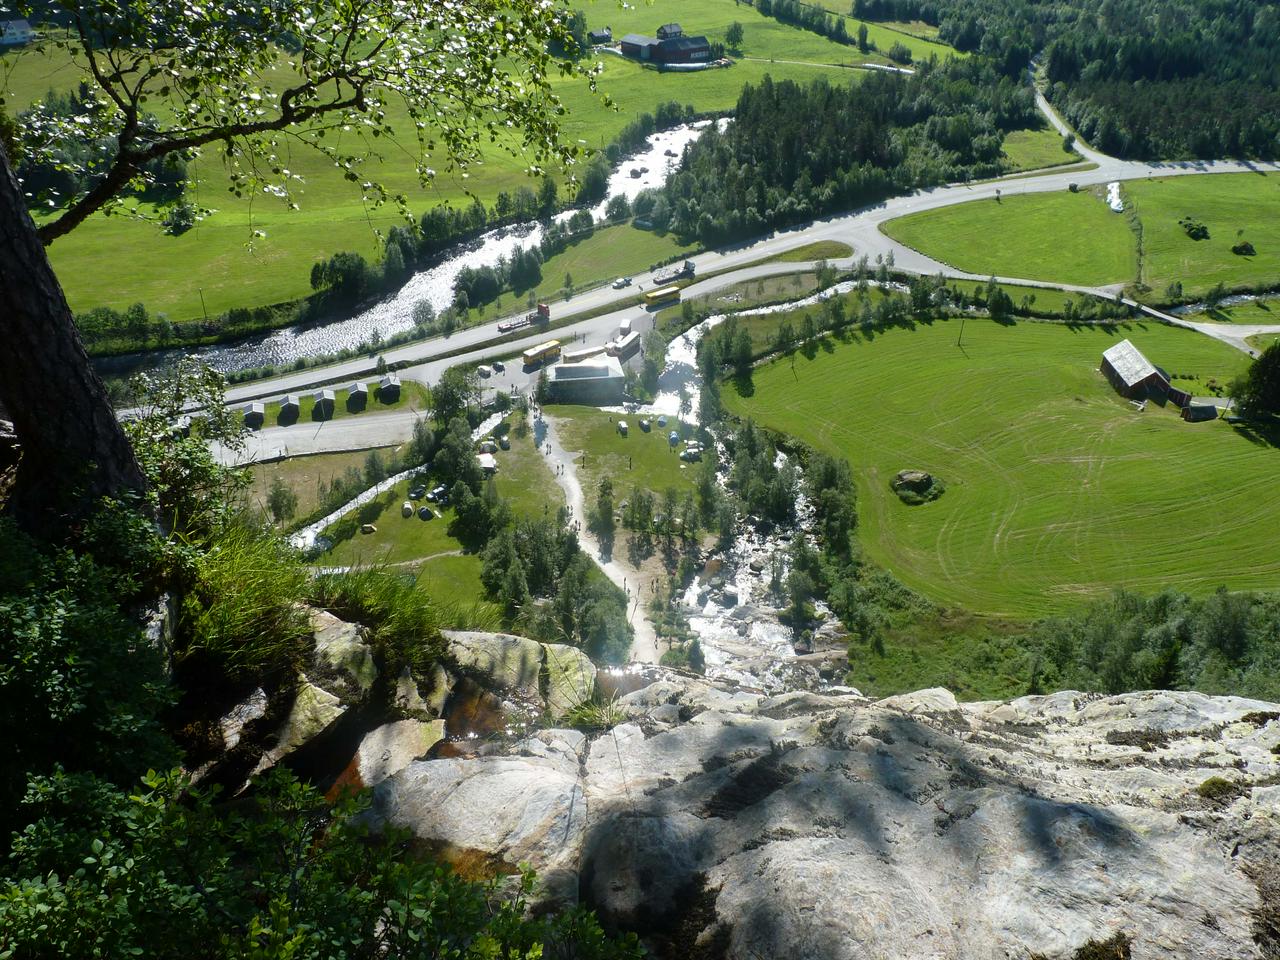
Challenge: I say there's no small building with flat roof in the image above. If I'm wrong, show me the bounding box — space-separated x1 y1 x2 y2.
620 33 658 59
242 401 265 429
378 373 401 402
588 27 612 44
347 381 368 412
1100 339 1169 399
547 354 626 405
312 389 336 420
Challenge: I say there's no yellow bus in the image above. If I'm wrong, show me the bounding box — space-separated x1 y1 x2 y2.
521 339 561 367
643 285 681 307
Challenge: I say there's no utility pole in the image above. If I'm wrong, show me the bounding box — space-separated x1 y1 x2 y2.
957 315 966 349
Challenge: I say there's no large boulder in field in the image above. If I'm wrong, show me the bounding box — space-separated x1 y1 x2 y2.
445 630 543 703
892 469 933 492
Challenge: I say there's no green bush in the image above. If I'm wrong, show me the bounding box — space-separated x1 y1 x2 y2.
180 523 312 681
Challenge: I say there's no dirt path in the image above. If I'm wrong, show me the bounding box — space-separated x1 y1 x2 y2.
534 408 662 664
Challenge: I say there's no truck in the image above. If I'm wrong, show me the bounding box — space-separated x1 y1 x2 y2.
497 302 550 333
619 317 633 336
652 259 696 286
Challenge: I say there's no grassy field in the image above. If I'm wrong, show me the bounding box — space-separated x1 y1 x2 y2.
1246 332 1280 353
547 405 702 502
724 318 1273 617
246 448 397 521
1127 174 1280 298
593 0 957 67
1183 296 1280 324
769 240 854 262
319 410 562 565
3 35 853 320
1000 127 1078 172
529 223 695 303
882 187 1138 287
760 0 955 59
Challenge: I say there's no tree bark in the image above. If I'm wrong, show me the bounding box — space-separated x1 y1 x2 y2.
0 145 145 530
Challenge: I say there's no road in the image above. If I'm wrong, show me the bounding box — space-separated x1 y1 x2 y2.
210 89 1280 463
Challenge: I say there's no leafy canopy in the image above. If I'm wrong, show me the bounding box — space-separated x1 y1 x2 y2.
8 0 599 242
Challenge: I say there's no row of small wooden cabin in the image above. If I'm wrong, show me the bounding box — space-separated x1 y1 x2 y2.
242 375 401 427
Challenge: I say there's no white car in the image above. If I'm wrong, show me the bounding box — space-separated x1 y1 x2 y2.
611 277 632 289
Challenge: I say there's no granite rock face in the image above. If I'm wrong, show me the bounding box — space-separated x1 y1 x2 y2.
369 678 1280 960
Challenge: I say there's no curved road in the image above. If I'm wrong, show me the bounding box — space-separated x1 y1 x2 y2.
217 92 1280 461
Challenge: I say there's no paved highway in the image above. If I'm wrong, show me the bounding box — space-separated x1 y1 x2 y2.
215 92 1280 435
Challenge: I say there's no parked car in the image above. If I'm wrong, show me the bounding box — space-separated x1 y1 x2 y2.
492 360 505 372
498 435 511 450
680 448 702 462
477 364 493 378
409 485 426 499
639 418 651 432
611 276 632 289
401 501 414 517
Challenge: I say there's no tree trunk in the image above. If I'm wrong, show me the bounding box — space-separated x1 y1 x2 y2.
0 145 145 530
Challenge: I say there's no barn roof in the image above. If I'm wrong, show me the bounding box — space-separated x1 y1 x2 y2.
1101 339 1163 388
659 35 710 53
550 355 624 381
620 33 656 46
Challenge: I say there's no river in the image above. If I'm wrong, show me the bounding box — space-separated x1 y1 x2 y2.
97 120 720 380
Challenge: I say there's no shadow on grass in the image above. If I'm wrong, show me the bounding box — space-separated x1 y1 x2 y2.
1231 417 1280 450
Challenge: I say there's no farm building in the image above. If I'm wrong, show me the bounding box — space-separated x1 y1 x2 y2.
0 20 33 46
547 355 626 405
312 389 335 420
620 33 658 59
654 35 712 63
657 22 682 39
1100 339 1170 399
1182 401 1220 422
242 401 265 429
378 373 401 402
588 27 612 44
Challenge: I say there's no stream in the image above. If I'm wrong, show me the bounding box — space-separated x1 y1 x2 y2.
97 120 719 380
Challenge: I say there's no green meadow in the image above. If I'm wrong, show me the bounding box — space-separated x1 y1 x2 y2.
1126 173 1280 297
881 187 1139 287
725 318 1274 617
2 32 854 320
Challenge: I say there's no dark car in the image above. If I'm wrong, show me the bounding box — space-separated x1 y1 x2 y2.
418 506 434 521
409 485 426 499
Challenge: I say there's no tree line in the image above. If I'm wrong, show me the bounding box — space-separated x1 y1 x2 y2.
652 60 1038 247
853 0 1280 159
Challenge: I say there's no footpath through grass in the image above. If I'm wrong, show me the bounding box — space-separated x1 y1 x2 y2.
882 187 1138 287
547 405 701 503
725 317 1272 617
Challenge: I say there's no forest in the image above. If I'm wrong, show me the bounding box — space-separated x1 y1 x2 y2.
652 58 1038 245
852 0 1280 158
